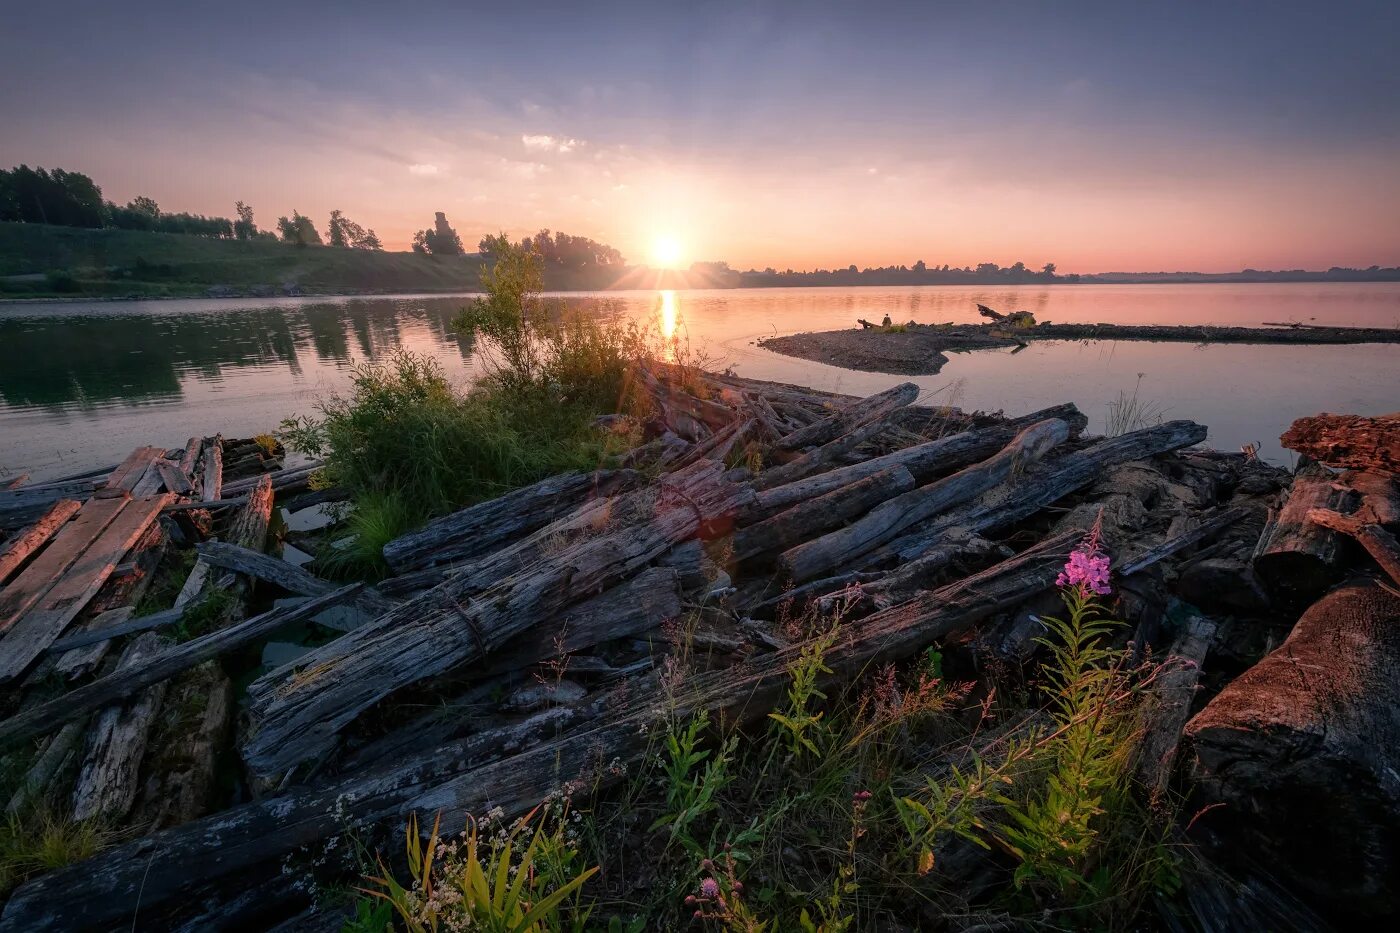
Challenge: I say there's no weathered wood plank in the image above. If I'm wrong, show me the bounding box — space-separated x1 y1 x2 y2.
54 607 133 677
0 494 170 682
95 446 165 500
0 498 129 635
1135 609 1216 796
178 436 202 480
0 498 82 585
0 583 362 747
195 541 395 615
155 460 193 496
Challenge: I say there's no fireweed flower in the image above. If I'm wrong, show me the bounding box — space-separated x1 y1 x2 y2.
1057 520 1111 596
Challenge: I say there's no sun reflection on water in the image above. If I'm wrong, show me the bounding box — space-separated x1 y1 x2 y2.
658 289 678 359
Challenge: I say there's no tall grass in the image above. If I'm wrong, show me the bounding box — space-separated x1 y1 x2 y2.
1105 373 1168 436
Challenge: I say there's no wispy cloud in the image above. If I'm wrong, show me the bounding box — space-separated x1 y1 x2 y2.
407 163 441 177
522 134 581 154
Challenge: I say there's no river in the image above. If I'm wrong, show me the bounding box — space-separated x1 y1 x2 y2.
1 283 1397 481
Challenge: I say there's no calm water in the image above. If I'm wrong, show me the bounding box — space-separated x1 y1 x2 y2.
1 284 1397 481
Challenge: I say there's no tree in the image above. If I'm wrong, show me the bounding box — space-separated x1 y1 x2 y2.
414 211 465 256
234 201 257 240
277 211 322 247
0 165 106 227
356 229 383 250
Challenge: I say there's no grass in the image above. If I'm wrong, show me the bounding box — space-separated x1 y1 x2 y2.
1106 373 1168 436
0 809 117 894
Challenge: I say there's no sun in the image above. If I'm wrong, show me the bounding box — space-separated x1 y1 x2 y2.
650 235 684 269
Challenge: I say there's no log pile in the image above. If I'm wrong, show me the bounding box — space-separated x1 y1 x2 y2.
1 368 1395 929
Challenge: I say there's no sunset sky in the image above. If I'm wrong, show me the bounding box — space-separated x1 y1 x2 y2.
2 0 1397 272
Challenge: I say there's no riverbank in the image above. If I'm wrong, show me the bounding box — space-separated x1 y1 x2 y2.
761 318 1400 375
2 367 1398 929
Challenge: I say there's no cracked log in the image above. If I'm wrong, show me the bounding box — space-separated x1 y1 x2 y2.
1280 411 1399 473
1253 464 1356 599
1185 579 1400 917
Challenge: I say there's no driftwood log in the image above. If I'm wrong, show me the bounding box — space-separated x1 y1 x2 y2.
1185 580 1400 917
1280 411 1399 473
774 381 918 451
732 466 915 564
780 418 1071 582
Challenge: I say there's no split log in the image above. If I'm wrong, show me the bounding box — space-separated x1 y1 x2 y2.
874 420 1211 567
0 533 1075 932
381 470 640 573
774 382 918 451
0 498 81 585
1185 580 1400 917
732 466 915 565
1280 411 1399 473
4 720 86 816
201 436 223 501
1135 609 1215 797
1253 464 1355 598
752 403 1086 514
0 584 362 747
1305 508 1400 588
0 494 170 683
670 418 755 471
240 459 755 781
70 632 171 822
780 419 1071 582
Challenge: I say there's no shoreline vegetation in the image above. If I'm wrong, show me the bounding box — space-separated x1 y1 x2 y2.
0 242 1398 930
759 305 1400 375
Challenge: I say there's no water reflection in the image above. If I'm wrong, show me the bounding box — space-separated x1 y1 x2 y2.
657 290 679 360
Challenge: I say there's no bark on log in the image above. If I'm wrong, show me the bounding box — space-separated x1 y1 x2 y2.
0 533 1075 932
178 436 202 480
0 584 362 747
873 420 1210 567
732 466 916 564
1185 580 1400 917
1253 464 1356 598
0 499 81 585
240 460 754 781
70 632 171 822
1280 411 1400 473
1305 508 1400 588
780 419 1071 583
848 535 1004 613
774 382 919 451
752 403 1086 515
1135 609 1216 797
381 470 640 573
1343 470 1400 526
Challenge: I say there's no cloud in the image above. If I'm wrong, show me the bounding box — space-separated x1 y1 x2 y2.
407 163 441 177
522 134 582 154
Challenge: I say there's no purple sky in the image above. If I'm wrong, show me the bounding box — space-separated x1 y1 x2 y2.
3 0 1398 271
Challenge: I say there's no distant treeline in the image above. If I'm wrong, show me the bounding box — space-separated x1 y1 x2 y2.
0 165 384 250
703 260 1075 287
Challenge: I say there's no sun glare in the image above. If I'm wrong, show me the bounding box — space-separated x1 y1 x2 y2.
650 235 683 269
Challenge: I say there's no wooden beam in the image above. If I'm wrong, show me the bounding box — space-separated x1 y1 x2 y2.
0 499 82 585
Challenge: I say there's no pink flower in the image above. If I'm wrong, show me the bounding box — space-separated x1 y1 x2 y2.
699 878 720 898
1057 547 1112 596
